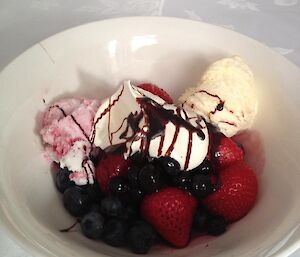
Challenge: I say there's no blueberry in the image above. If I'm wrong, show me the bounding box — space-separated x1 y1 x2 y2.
129 188 144 204
89 204 101 213
100 196 123 217
207 216 227 236
55 167 75 193
139 164 162 194
127 221 156 254
158 156 180 176
86 182 103 204
80 212 105 239
90 147 105 166
172 171 191 191
109 176 130 197
63 186 90 217
127 166 141 188
193 207 209 232
120 205 138 221
191 174 214 198
190 159 213 176
197 159 214 176
103 219 127 247
130 152 147 166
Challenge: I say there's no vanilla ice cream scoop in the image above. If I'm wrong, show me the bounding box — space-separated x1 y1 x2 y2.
178 56 258 137
92 80 209 170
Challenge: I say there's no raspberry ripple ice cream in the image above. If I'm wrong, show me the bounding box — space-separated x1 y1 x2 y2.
40 98 100 185
92 80 209 171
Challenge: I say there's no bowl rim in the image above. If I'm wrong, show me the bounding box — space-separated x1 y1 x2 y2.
1 16 300 257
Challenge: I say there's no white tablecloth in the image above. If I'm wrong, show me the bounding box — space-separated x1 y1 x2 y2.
0 0 300 256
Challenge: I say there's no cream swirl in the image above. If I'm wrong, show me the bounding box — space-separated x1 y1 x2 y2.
92 80 208 171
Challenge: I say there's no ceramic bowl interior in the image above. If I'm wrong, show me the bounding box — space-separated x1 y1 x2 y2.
1 17 300 257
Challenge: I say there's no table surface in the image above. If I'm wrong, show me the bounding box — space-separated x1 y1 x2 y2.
0 0 300 256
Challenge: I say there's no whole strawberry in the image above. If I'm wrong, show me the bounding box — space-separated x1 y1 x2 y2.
95 153 131 193
203 161 258 222
138 83 174 104
141 187 198 248
210 133 244 167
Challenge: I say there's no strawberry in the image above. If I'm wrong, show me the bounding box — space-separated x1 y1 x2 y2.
209 132 244 167
95 153 131 193
138 83 173 104
203 161 258 222
141 187 198 248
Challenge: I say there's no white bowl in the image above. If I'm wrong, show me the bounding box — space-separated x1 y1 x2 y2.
1 17 300 257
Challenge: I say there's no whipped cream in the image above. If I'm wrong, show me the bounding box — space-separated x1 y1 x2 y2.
91 80 209 170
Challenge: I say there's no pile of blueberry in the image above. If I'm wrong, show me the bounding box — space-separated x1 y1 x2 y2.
55 154 226 254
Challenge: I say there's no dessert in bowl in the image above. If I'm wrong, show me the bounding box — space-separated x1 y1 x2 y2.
0 17 300 257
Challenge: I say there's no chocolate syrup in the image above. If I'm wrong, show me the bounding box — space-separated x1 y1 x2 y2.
60 219 80 232
184 131 193 170
137 98 205 140
48 104 95 185
198 90 222 101
157 134 165 156
82 159 93 185
50 105 67 117
125 97 206 161
49 105 90 142
91 85 125 144
70 114 90 141
165 126 180 156
119 112 143 140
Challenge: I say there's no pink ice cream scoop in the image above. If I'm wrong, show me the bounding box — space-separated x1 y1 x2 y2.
40 98 100 185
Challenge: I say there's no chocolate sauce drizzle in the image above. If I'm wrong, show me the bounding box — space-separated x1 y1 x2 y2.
60 219 80 232
48 104 94 184
90 85 125 144
49 105 90 142
105 96 207 168
197 90 225 116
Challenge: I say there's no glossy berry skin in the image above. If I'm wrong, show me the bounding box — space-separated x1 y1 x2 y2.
141 187 198 248
103 219 127 247
89 204 101 213
172 171 191 191
95 154 132 193
127 166 140 188
207 216 227 236
129 152 148 167
129 188 144 204
138 83 173 104
55 167 74 193
193 207 209 232
120 205 138 221
138 164 162 194
100 196 123 218
109 176 130 197
203 161 258 222
191 174 215 199
85 183 103 204
192 159 213 176
80 212 105 239
210 133 244 167
127 221 156 254
158 156 180 176
63 186 90 217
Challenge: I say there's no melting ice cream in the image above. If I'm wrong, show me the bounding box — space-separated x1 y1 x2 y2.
179 56 257 137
